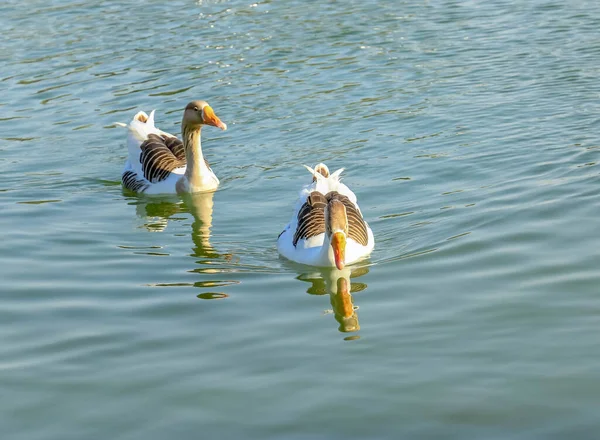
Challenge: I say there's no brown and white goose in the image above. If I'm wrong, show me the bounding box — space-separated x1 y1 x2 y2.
118 100 227 194
277 163 374 269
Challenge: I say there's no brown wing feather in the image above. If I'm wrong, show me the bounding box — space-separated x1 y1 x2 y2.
293 191 327 246
157 135 211 170
122 170 149 193
140 134 185 183
293 191 369 247
162 136 186 161
326 192 369 246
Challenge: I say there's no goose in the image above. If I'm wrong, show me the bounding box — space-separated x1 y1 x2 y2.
277 163 374 269
117 100 227 194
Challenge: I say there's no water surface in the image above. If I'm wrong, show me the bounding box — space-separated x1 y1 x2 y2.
2 0 600 438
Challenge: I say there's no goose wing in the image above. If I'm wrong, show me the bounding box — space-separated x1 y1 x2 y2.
293 191 327 246
293 191 369 247
155 135 212 172
139 134 186 183
161 135 186 162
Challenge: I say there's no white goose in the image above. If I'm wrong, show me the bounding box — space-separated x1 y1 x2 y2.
277 163 375 269
118 100 227 194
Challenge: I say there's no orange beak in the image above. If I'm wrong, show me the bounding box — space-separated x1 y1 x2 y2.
331 231 346 270
202 105 227 131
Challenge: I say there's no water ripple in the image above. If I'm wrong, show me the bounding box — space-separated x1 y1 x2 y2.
2 0 600 438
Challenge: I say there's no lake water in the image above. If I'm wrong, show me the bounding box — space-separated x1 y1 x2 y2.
2 0 600 438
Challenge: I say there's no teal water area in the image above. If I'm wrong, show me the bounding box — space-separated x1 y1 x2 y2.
2 0 600 438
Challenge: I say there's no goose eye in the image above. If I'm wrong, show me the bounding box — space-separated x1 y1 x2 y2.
193 106 199 112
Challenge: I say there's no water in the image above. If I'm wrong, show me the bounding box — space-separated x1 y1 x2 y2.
2 0 600 438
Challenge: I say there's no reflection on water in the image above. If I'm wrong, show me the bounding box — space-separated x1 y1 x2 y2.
297 266 369 336
133 196 183 233
183 192 219 260
131 191 236 297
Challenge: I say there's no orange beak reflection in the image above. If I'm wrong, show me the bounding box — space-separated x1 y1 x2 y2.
203 105 227 131
331 231 346 270
336 277 353 318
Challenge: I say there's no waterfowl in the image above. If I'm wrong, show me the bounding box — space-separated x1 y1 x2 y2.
277 163 374 269
118 100 227 194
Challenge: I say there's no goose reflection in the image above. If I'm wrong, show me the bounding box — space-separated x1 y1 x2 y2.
133 192 219 257
183 192 219 260
296 266 369 334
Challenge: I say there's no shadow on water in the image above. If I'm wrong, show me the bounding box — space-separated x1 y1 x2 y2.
296 265 369 339
129 191 237 298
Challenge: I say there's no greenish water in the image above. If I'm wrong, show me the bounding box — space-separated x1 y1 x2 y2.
2 0 600 438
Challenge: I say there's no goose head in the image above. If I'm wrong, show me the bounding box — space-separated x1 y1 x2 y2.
182 100 227 131
325 199 348 270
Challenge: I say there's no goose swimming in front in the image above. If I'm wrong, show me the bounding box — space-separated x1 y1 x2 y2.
117 100 227 194
277 163 374 269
